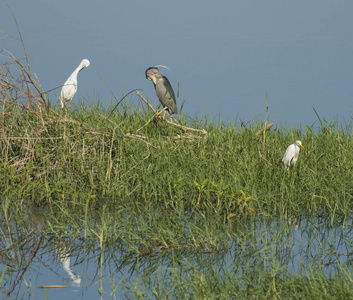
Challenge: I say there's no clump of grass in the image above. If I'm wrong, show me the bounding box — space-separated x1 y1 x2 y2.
4 106 353 226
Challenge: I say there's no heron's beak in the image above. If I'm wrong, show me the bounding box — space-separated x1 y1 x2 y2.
300 144 304 149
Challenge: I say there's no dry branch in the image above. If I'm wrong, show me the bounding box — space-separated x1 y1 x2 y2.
124 133 158 148
256 122 274 137
135 90 207 135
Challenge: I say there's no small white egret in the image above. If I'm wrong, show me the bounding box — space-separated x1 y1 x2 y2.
58 59 90 109
282 140 304 171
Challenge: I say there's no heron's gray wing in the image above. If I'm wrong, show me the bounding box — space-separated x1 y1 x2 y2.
162 76 176 101
161 76 178 114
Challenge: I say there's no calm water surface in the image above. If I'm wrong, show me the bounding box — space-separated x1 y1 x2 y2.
2 214 352 299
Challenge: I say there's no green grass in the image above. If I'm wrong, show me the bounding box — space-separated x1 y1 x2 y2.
1 102 353 219
1 102 353 298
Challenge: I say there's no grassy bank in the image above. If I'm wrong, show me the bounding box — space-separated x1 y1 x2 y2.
1 100 353 219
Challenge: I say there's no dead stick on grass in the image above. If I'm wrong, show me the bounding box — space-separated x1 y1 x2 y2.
135 91 207 135
0 99 42 117
255 122 273 137
63 104 157 148
124 133 158 148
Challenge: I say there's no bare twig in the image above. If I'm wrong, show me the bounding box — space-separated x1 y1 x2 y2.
0 29 20 40
135 90 157 113
1 2 49 111
108 88 143 119
3 0 31 74
135 90 207 135
92 67 120 104
163 118 207 135
124 133 158 148
256 122 273 137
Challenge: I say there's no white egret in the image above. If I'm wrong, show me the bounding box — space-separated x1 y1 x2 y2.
282 140 304 171
58 59 90 109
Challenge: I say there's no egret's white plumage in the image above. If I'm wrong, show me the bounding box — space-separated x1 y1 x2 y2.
58 59 90 109
282 140 304 171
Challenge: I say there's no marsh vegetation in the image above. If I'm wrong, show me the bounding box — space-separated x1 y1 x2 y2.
1 21 353 300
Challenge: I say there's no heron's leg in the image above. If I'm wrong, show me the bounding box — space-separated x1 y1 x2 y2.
155 106 168 120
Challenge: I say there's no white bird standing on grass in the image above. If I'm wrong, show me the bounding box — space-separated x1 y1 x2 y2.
282 140 304 171
58 59 90 109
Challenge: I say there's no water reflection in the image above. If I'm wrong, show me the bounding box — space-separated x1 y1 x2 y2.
1 225 44 297
1 210 353 299
56 246 81 287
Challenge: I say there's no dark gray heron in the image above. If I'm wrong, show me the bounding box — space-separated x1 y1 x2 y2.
145 67 178 118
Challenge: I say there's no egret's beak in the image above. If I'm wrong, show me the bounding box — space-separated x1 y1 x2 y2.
300 144 304 149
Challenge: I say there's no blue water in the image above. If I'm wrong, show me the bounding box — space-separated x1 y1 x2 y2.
2 216 352 299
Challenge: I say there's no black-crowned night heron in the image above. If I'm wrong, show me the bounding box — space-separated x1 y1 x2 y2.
282 140 304 171
145 67 178 118
58 59 90 109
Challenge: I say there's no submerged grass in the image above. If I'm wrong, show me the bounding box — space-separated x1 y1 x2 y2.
4 200 353 299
